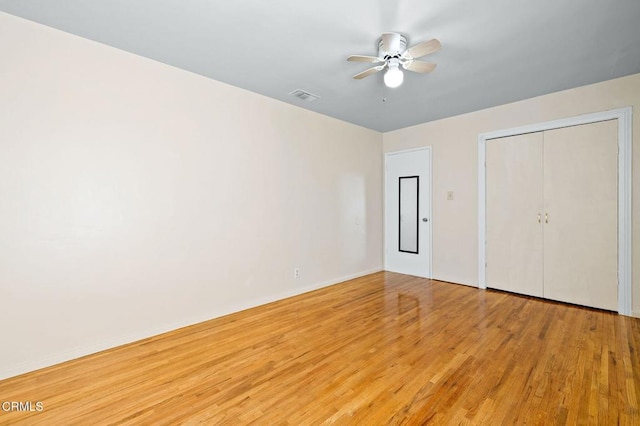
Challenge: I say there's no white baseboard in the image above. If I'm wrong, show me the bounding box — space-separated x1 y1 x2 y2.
0 267 383 381
431 276 476 288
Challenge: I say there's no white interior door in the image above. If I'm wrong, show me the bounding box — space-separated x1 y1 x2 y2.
486 132 544 297
543 120 618 310
385 149 431 278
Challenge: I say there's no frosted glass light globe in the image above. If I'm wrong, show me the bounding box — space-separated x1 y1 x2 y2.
384 66 403 88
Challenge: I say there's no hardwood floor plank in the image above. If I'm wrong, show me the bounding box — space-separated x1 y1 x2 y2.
0 271 639 424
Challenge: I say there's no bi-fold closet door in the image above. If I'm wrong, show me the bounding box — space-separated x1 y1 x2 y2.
486 120 618 311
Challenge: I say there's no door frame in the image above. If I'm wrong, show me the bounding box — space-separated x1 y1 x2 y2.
477 107 633 315
384 147 433 279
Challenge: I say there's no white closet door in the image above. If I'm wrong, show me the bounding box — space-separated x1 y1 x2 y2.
486 132 544 297
543 120 618 310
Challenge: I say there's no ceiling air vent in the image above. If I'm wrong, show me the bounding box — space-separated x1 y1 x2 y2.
289 89 320 102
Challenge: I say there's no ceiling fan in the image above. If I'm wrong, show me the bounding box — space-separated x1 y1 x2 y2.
347 33 441 88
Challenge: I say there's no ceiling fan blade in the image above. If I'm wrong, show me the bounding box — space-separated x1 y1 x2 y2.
353 65 385 80
347 55 382 63
403 61 437 73
402 39 441 59
381 32 401 53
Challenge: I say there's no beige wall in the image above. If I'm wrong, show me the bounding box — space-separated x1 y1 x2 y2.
0 13 383 379
384 72 640 317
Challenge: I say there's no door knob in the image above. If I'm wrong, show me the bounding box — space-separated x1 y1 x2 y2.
422 218 429 222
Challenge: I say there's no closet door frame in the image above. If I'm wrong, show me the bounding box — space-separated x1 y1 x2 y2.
477 107 633 316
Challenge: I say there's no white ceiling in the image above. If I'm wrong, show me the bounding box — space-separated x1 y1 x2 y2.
1 0 639 132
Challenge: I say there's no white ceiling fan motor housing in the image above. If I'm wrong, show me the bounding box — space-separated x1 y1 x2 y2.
378 33 407 59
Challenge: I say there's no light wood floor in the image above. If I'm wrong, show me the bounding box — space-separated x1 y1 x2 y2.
1 271 639 425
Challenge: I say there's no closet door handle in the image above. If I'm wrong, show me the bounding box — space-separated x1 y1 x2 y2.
545 213 548 224
538 213 541 224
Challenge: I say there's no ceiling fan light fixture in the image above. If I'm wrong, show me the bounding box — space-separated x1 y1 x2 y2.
384 63 403 88
347 33 440 88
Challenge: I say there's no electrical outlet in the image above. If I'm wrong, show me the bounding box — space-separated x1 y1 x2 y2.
294 268 300 279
